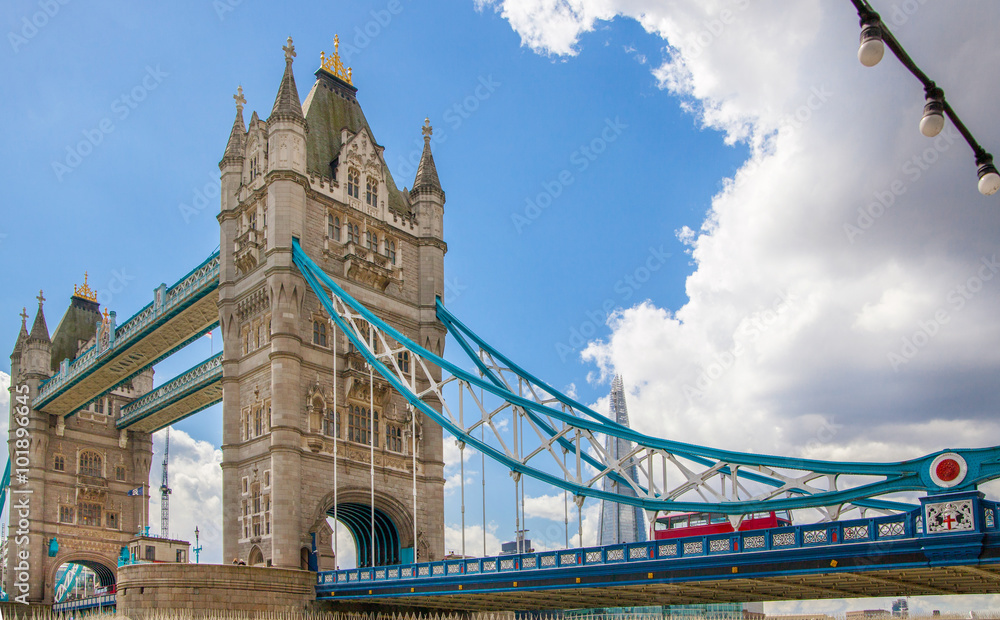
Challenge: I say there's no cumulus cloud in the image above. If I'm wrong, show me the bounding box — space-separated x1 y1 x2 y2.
481 0 1000 611
445 521 504 557
148 428 223 563
479 0 1000 464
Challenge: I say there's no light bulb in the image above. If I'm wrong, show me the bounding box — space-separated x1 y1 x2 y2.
858 21 884 67
977 155 1000 196
920 88 945 137
979 169 1000 196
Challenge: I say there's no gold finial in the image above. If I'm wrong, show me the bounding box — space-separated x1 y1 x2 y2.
73 273 97 302
320 34 353 85
102 308 110 323
234 85 246 112
422 117 433 139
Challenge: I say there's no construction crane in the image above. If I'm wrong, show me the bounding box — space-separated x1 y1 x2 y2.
160 427 171 538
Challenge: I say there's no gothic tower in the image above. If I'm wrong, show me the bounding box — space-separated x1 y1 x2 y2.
6 281 153 603
218 37 446 569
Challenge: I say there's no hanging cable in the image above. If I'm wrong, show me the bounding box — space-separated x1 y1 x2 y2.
849 0 999 195
331 318 339 566
460 440 466 558
369 324 376 568
410 357 418 563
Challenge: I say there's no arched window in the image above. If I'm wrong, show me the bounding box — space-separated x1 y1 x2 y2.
366 231 378 252
388 241 396 264
347 168 360 199
335 216 342 241
313 320 327 347
347 223 360 245
366 177 378 207
79 451 103 478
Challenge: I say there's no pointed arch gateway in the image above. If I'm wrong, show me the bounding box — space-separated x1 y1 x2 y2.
312 488 414 568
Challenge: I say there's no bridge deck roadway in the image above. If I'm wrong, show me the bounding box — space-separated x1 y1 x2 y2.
38 291 219 417
318 533 1000 611
117 353 222 433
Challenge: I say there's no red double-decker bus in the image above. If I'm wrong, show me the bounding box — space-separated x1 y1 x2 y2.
652 511 792 540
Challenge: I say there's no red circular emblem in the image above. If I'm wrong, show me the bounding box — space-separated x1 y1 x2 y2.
935 458 961 482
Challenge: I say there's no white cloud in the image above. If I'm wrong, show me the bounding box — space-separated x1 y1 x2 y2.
148 428 223 563
445 521 503 557
524 493 570 522
483 1 1000 612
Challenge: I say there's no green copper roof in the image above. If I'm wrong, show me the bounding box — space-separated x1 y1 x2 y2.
302 69 411 215
50 295 100 371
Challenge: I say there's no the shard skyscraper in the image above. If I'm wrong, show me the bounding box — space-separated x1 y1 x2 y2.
597 375 647 545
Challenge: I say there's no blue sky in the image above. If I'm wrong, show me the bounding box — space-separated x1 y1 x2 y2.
4 0 1000 614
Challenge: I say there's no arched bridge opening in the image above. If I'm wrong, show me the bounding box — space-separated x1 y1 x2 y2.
328 503 400 568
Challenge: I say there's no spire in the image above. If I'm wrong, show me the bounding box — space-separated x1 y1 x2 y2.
413 118 442 193
29 290 50 343
223 85 247 161
11 307 28 357
597 375 646 545
270 36 304 123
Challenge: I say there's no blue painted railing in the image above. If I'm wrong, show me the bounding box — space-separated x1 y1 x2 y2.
317 506 990 588
35 251 220 409
117 352 223 429
52 593 116 613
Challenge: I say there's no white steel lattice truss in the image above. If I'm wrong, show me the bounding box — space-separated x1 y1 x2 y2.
293 241 1000 523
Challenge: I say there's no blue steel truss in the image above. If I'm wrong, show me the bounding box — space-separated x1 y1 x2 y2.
293 239 1000 518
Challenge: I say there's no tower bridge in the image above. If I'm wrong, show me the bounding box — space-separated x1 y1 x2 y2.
7 35 1000 612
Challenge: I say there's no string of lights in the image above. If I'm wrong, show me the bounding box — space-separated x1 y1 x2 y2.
851 0 1000 196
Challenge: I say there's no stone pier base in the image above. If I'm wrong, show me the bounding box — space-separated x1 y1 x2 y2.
117 564 316 614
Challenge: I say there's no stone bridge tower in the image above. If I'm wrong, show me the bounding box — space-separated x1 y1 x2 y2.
6 283 153 603
218 37 446 569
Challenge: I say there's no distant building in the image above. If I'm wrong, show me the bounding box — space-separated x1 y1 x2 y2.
597 376 647 545
892 600 909 619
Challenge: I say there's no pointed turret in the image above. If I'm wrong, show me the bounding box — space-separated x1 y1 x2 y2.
221 85 247 165
22 290 53 381
413 118 443 195
270 36 305 123
10 307 29 381
28 290 50 343
11 307 28 357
